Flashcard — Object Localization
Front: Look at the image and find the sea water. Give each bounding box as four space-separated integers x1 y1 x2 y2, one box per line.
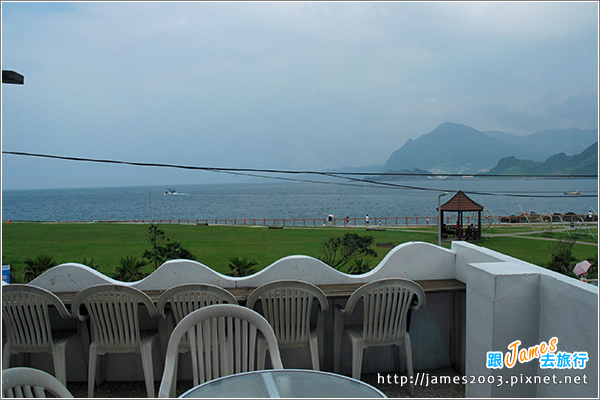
1 178 598 223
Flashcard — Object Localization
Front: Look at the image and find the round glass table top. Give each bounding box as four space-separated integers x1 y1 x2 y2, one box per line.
180 369 387 398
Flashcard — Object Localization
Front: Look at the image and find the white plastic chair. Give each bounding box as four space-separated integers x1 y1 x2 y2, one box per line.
71 284 159 398
156 284 238 391
157 284 238 353
333 278 425 394
247 280 328 370
2 284 82 386
2 367 74 398
158 304 284 398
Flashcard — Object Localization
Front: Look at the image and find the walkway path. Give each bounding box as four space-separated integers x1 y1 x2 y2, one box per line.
482 228 598 246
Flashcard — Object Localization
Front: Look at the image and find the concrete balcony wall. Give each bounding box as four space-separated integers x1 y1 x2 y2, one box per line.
13 240 597 398
21 242 460 383
28 241 456 292
453 241 598 398
536 274 598 398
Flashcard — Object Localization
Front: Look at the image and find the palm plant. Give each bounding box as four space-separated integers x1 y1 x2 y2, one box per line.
80 258 100 270
22 254 57 282
319 233 377 270
112 256 149 282
347 258 372 275
546 238 577 275
226 257 258 277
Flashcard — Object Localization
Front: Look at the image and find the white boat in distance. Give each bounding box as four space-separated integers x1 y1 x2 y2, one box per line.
164 188 178 195
564 190 581 195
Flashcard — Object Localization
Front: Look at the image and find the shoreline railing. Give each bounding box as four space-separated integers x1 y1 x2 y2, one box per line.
8 214 597 227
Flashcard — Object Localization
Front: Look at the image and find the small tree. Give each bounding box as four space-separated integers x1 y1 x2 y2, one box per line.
113 256 149 282
320 233 377 270
546 238 577 275
142 224 196 269
23 254 57 282
227 257 258 277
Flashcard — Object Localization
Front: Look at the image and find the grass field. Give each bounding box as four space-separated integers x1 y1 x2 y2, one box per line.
2 222 597 281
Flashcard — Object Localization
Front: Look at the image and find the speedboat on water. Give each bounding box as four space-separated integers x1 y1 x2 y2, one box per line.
165 189 178 195
564 190 581 195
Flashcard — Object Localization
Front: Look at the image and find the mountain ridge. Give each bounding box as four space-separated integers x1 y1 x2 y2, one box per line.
380 122 597 174
485 142 598 176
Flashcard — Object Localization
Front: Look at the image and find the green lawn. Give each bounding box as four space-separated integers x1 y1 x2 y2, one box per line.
476 236 597 270
2 222 597 282
1 223 436 278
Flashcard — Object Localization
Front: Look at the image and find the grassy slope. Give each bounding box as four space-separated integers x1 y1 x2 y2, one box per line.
2 222 597 280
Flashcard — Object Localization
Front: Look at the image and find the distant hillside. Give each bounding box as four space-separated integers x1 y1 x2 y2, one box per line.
483 128 598 162
381 122 598 174
485 142 598 175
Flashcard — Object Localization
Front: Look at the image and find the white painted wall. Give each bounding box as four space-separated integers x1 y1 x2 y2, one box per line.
453 241 598 398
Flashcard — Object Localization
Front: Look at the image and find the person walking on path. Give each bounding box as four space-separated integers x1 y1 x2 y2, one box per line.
365 214 369 227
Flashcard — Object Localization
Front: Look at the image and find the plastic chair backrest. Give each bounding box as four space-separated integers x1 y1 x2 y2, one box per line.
2 284 73 350
157 283 238 322
2 367 74 398
344 279 425 343
247 280 328 344
157 284 238 351
71 284 157 349
158 304 283 397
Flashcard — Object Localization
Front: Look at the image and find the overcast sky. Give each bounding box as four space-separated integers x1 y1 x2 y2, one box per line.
2 1 598 190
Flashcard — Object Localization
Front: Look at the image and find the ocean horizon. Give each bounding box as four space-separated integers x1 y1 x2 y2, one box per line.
2 178 598 224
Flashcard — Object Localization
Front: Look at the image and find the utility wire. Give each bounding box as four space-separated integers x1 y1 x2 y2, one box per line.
3 150 597 178
2 150 598 198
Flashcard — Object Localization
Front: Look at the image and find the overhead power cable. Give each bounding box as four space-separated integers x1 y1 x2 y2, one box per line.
2 150 598 198
3 150 597 178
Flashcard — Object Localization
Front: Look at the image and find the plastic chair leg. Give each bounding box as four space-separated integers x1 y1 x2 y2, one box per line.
88 345 98 398
52 344 67 386
309 332 320 370
140 334 157 398
52 333 79 386
405 335 414 396
351 340 364 380
3 343 11 369
158 317 170 358
394 345 406 373
333 310 344 373
78 320 91 368
170 355 180 398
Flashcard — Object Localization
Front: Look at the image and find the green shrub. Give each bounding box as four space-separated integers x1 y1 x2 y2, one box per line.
546 238 577 275
22 254 57 282
142 224 196 269
226 257 258 277
112 256 149 282
347 258 372 275
319 233 377 270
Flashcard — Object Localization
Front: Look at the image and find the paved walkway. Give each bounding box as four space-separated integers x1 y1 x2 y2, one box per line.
482 228 598 246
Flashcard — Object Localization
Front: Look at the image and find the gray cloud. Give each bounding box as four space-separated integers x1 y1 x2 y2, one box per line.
1 1 598 190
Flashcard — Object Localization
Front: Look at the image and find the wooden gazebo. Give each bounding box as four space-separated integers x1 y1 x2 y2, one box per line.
439 190 484 241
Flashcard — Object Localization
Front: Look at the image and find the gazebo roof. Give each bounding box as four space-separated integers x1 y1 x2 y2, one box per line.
440 190 484 212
